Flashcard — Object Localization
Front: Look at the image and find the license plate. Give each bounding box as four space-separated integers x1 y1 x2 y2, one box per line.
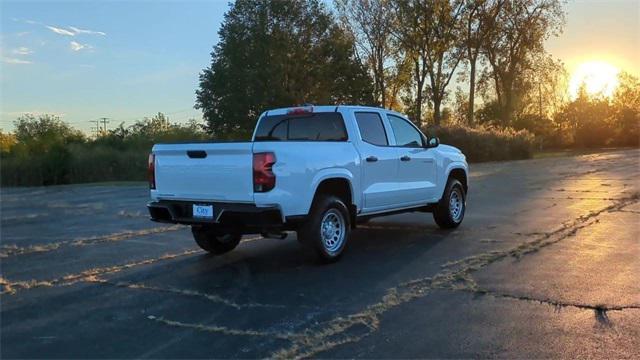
192 204 214 219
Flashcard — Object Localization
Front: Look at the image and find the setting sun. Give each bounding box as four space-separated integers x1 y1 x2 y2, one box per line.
569 61 620 99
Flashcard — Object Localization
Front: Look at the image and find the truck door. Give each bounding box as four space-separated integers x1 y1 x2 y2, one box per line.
353 111 401 211
386 114 438 205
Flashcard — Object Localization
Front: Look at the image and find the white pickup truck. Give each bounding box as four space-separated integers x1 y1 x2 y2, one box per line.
148 105 468 262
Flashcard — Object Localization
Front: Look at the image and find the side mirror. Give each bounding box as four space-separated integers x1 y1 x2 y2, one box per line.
427 137 440 148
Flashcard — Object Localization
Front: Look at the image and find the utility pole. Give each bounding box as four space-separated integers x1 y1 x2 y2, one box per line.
99 117 110 133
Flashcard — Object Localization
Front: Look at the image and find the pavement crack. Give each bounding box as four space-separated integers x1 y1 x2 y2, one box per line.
0 213 49 223
117 210 148 218
450 286 640 329
146 315 300 341
453 286 640 312
0 225 185 257
0 249 200 295
610 209 640 215
552 188 629 194
0 236 265 295
92 278 284 309
536 196 624 201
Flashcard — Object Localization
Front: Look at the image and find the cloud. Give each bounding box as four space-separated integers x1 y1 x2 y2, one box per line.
70 41 92 52
2 57 32 65
12 47 33 55
46 25 106 37
12 18 42 26
47 25 75 36
16 18 106 37
69 26 106 36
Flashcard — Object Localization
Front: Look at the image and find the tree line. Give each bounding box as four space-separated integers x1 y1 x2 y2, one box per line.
0 113 208 186
0 110 535 186
196 0 638 147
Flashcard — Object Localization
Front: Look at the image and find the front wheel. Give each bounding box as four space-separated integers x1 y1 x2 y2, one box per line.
433 178 466 229
191 226 241 255
298 195 351 263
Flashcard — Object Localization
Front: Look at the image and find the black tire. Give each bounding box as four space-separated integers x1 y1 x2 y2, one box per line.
298 195 351 263
433 178 466 229
191 226 241 255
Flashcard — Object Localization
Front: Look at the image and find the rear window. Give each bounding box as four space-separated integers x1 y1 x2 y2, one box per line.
254 113 348 142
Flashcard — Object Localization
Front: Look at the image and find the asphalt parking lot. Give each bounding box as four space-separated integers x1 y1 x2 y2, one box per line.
1 149 639 358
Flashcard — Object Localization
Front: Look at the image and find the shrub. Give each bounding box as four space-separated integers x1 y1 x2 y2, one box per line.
1 114 209 187
426 125 535 162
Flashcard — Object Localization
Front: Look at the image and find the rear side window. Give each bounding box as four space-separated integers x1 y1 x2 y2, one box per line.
254 113 347 141
354 112 388 146
254 117 288 141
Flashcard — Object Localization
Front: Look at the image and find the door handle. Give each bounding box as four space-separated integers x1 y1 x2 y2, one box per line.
400 155 411 161
366 156 378 162
187 150 207 159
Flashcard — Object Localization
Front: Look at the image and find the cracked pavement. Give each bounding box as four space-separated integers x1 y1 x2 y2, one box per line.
1 149 639 358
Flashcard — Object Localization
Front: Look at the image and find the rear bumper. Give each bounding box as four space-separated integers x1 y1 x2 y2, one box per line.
147 200 283 228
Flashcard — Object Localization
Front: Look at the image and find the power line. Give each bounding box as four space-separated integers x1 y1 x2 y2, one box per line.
88 119 100 138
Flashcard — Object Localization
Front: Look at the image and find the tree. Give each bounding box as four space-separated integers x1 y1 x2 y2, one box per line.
0 131 16 154
517 52 568 118
461 0 503 125
128 112 172 138
9 114 85 185
555 86 612 147
484 0 564 125
451 87 469 125
396 0 465 126
336 0 397 108
610 72 640 146
196 0 373 139
394 0 430 125
13 114 85 146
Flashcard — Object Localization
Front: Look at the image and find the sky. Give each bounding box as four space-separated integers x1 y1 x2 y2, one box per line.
546 0 640 79
1 0 639 133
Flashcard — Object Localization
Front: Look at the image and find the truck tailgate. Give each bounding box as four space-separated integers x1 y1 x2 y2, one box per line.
152 142 254 202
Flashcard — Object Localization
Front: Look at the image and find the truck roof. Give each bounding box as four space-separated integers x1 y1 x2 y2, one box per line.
263 105 409 119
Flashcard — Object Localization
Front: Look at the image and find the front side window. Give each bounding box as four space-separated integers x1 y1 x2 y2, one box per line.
355 112 388 146
254 113 347 141
388 115 424 147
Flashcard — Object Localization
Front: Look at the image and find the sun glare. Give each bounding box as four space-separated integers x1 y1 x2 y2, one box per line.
569 61 620 99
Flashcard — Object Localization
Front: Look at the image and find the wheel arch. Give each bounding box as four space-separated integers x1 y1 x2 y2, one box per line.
440 163 468 199
447 167 468 194
309 171 357 226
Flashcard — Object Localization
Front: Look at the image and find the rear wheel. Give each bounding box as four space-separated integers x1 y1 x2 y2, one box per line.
433 178 466 229
298 195 351 263
191 226 241 255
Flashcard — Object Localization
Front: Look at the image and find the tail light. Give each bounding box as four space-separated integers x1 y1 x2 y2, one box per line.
148 153 156 189
253 152 276 192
